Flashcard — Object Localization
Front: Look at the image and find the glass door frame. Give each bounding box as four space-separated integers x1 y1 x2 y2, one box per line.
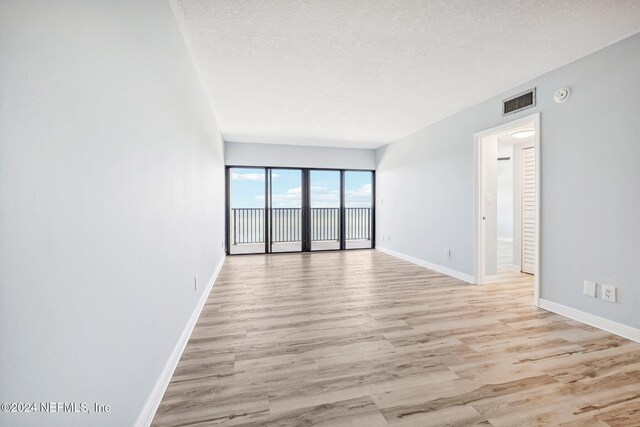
224 166 269 255
267 168 305 254
308 169 342 252
225 165 375 255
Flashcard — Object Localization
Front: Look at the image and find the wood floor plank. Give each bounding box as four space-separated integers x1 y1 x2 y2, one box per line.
152 250 640 426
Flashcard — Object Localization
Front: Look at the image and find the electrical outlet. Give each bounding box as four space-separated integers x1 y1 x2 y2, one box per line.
583 280 596 298
445 249 451 259
194 276 198 291
602 284 616 303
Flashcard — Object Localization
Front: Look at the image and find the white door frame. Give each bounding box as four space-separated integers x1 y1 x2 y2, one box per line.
473 112 541 306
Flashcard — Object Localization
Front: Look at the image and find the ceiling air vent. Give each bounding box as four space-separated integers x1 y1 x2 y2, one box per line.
503 88 536 116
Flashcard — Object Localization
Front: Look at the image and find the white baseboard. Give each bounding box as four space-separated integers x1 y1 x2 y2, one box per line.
135 255 226 427
497 237 513 242
376 246 474 284
538 298 640 344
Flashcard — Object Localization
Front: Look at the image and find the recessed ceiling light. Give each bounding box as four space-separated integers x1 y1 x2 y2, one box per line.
511 129 535 139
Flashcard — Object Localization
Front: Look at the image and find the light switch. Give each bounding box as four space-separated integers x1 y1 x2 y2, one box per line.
485 193 493 205
583 281 596 298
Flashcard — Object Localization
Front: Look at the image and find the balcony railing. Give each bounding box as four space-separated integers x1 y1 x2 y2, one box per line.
311 208 339 242
231 208 371 245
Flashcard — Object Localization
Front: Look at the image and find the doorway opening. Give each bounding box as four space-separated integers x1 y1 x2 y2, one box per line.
225 166 375 255
474 113 540 305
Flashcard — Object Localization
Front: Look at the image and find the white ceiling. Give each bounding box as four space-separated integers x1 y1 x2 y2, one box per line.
171 1 640 149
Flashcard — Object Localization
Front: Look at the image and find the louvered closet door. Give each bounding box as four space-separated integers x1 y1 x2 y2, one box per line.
521 147 535 274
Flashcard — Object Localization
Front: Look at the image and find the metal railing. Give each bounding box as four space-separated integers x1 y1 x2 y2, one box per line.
272 208 302 243
311 208 339 241
232 208 266 244
231 208 371 244
346 208 371 240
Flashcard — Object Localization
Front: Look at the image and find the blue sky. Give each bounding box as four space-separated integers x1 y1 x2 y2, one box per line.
230 168 372 208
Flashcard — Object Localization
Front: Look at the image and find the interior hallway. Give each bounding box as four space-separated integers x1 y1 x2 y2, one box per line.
153 251 640 426
497 239 514 268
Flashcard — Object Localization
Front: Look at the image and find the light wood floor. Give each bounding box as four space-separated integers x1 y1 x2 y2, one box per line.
152 250 640 427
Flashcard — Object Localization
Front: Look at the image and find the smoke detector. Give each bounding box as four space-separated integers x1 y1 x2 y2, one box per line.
554 88 570 103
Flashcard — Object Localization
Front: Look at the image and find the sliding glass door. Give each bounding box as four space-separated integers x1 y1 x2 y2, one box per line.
228 167 266 255
345 171 374 249
309 170 341 251
269 169 303 253
226 167 374 254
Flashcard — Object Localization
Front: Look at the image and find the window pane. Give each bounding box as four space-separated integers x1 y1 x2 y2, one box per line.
229 168 266 254
345 171 373 249
310 170 340 251
270 169 302 253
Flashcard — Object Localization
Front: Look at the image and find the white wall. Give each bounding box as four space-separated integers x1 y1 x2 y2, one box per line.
482 136 498 276
225 141 376 170
497 144 514 241
0 2 225 426
376 33 640 329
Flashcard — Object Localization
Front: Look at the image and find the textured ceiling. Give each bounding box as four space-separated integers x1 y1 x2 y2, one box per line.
171 1 640 148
